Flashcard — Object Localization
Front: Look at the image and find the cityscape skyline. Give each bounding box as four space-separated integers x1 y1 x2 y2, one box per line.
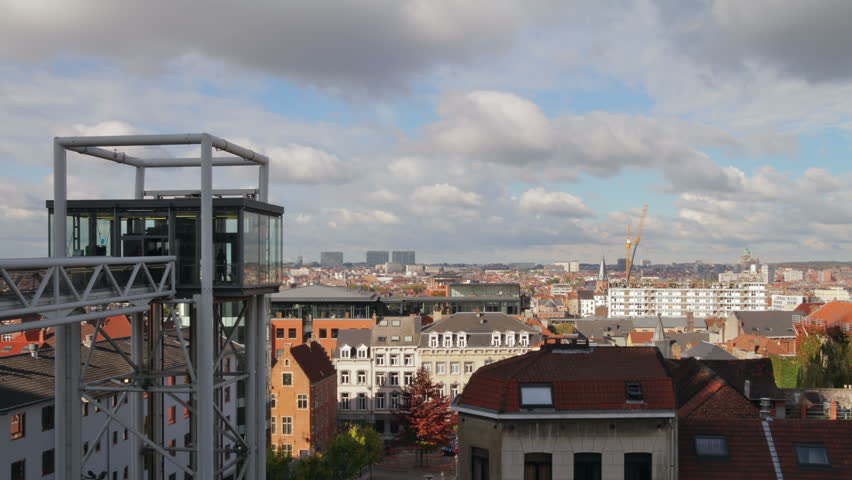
2 2 852 264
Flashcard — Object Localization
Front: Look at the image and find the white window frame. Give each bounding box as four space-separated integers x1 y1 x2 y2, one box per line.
376 354 385 366
376 392 386 410
491 332 501 347
457 332 467 347
357 371 367 385
464 362 474 374
376 372 386 386
340 345 351 359
340 371 350 384
442 333 453 347
505 331 515 347
357 346 368 359
390 354 399 366
429 334 439 347
436 362 446 375
404 354 414 366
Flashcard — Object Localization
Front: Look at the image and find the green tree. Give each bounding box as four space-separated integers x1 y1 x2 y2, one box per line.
797 326 852 388
266 447 292 479
292 455 330 480
325 423 384 479
551 322 575 335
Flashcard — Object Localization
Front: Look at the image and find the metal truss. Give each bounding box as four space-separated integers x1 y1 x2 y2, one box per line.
0 133 272 480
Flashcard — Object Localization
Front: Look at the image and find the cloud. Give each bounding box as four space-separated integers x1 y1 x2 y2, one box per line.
268 144 351 185
410 183 483 217
323 208 401 228
518 187 593 218
0 1 558 94
293 214 313 224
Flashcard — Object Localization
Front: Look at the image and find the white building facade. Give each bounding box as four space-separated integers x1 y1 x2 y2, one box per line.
608 283 768 318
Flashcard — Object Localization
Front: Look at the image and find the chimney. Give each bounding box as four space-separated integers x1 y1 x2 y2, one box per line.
28 343 39 358
686 312 694 332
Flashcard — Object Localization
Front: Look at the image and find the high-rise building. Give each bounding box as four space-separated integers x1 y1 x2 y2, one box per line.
320 251 344 269
608 282 768 318
392 250 416 266
366 250 389 266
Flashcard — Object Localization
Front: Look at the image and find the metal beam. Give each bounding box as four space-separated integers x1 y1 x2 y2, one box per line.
197 133 215 479
255 294 268 479
56 133 204 147
65 146 145 167
209 135 269 165
135 166 146 199
0 255 175 269
144 189 258 198
139 157 256 168
0 303 151 335
245 297 258 479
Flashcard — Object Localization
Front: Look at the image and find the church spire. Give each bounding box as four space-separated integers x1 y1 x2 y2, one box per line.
653 313 665 342
598 256 608 281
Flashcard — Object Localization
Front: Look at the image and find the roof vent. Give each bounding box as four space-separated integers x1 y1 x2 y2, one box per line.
28 343 39 358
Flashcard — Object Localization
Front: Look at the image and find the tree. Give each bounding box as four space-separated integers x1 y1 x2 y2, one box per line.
266 447 292 479
325 423 384 479
395 367 456 466
797 325 852 388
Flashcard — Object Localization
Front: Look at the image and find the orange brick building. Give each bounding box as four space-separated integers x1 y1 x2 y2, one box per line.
271 317 374 358
269 341 336 458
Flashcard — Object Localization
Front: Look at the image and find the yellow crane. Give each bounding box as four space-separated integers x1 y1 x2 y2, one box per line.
625 205 648 282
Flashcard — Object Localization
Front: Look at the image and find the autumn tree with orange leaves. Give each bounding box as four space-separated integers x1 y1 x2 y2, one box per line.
395 367 456 466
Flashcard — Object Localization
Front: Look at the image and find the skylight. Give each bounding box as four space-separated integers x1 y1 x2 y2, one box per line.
794 443 830 467
625 382 644 403
695 436 729 459
520 384 553 408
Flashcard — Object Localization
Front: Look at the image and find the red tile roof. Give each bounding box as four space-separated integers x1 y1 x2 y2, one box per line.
458 346 675 412
804 301 852 326
629 331 654 344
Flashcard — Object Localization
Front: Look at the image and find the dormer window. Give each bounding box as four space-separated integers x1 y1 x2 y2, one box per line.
520 383 553 408
457 332 467 348
356 346 368 359
429 334 439 347
505 331 515 347
795 443 830 467
340 345 351 359
695 436 729 460
443 333 453 347
625 382 643 403
491 332 501 347
519 332 529 346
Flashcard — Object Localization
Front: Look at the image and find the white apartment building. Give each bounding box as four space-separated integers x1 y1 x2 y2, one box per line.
608 283 768 318
333 317 421 439
0 337 237 480
814 287 851 302
550 283 573 297
782 269 804 282
771 294 805 311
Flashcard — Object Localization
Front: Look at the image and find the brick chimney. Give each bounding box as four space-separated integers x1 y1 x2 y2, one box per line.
686 312 694 332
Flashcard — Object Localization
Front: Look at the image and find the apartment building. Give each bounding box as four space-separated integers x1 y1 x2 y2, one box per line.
608 283 768 318
269 341 336 458
418 312 542 397
333 317 421 439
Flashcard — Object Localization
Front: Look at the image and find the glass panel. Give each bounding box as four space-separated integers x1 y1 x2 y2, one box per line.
624 453 652 480
214 211 240 285
243 211 260 285
695 437 727 457
574 453 602 480
521 385 553 406
94 212 114 256
175 212 198 286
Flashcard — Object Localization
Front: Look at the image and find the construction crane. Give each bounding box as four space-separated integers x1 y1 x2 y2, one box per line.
625 205 648 283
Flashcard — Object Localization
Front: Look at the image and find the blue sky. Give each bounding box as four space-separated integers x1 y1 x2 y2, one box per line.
1 0 851 264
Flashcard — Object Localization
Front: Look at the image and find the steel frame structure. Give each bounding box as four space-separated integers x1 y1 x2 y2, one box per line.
0 133 272 480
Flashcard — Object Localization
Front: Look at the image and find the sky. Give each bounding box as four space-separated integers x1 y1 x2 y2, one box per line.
1 0 851 265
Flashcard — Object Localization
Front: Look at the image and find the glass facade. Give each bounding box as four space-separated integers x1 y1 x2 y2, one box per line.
48 200 283 291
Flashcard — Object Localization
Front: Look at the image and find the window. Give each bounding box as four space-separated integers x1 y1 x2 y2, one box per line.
113 430 118 445
10 413 24 440
464 362 475 374
626 382 644 403
520 384 553 408
574 453 602 480
391 319 401 327
271 416 277 435
376 372 386 386
389 372 400 386
376 354 385 366
624 453 652 480
443 333 453 347
471 447 489 480
378 336 387 342
357 346 368 359
298 394 308 409
390 354 399 366
404 372 413 385
357 393 368 410
391 336 400 342
282 416 293 435
123 429 128 440
694 436 728 459
169 439 176 456
457 333 467 347
524 452 552 480
376 393 386 409
276 328 285 338
423 362 432 373
794 443 830 467
340 346 350 358
429 334 439 347
319 328 327 338
505 332 515 347
341 371 350 384
341 393 351 410
225 386 231 402
282 373 293 386
491 332 501 347
42 449 55 475
281 444 293 457
450 362 460 375
450 384 460 398
519 333 529 346
83 441 89 455
404 335 413 342
404 354 414 366
41 405 54 431
436 362 446 375
168 406 176 424
357 371 367 384
288 328 297 338
11 459 25 480
330 328 339 338
390 392 400 409
167 375 175 386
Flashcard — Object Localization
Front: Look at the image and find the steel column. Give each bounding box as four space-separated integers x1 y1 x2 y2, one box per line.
135 166 146 199
258 163 269 203
255 294 268 479
197 133 216 479
245 297 258 478
130 311 146 479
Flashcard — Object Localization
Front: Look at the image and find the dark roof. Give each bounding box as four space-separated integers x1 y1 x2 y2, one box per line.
682 342 738 360
577 289 595 300
679 418 852 480
371 317 420 346
270 285 379 302
458 346 675 413
0 335 187 413
291 341 335 383
422 312 538 334
666 357 760 418
574 319 634 340
633 317 708 329
700 358 785 400
733 311 797 337
667 332 711 345
333 329 372 358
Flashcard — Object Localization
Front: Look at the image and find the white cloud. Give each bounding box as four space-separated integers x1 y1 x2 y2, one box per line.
293 214 313 225
323 208 401 228
518 188 593 218
268 144 351 185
